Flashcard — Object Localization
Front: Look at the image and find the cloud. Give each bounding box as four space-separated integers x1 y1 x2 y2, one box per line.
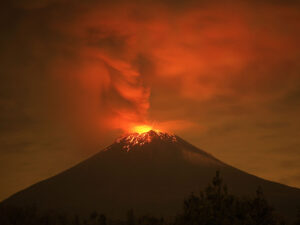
1 0 300 200
1 0 299 148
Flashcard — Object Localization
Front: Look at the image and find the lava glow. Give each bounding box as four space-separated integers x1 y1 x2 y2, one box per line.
131 125 157 134
116 130 177 152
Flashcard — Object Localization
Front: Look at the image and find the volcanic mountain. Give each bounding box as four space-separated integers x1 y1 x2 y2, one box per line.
1 130 300 220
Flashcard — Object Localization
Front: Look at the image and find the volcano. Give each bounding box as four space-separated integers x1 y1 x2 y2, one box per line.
1 130 300 220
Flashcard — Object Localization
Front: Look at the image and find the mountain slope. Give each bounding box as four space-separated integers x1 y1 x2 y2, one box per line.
1 130 300 221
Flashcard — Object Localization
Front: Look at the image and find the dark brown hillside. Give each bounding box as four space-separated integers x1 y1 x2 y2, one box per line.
2 130 300 221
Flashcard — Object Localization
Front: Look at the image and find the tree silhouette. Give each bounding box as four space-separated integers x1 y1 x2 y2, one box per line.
174 171 283 225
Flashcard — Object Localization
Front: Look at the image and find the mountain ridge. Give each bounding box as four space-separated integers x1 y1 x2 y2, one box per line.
1 130 300 221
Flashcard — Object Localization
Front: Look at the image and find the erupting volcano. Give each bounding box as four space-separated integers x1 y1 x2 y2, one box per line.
1 130 300 221
116 130 177 152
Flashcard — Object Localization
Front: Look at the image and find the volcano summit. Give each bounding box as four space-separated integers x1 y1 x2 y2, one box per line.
1 130 300 220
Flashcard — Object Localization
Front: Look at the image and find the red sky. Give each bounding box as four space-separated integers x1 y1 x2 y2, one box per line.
1 0 300 201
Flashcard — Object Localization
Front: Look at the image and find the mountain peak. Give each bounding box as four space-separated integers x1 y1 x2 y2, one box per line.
116 130 177 152
3 130 300 222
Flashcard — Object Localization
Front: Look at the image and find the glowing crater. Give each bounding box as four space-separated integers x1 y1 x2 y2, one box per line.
130 125 159 134
116 130 177 152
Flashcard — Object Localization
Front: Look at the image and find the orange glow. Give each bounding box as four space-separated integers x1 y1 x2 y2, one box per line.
131 125 154 134
117 129 177 151
48 2 300 152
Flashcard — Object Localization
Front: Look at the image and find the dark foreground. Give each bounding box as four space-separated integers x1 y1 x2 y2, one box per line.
1 172 300 225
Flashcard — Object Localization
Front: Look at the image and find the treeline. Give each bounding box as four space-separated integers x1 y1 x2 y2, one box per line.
1 172 299 225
